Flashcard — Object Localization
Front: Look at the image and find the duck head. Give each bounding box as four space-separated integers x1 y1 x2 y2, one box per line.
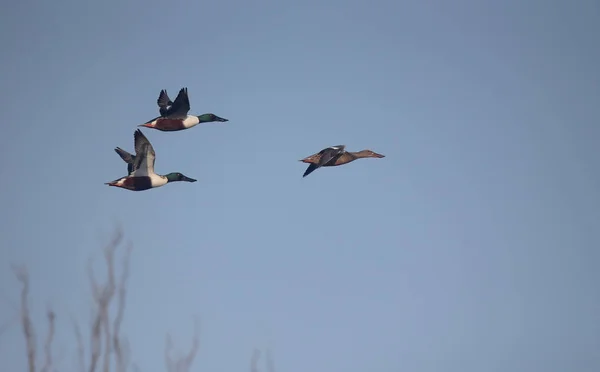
165 172 197 183
355 150 385 158
197 113 228 123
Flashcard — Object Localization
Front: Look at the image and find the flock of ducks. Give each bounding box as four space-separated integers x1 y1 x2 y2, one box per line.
105 87 386 191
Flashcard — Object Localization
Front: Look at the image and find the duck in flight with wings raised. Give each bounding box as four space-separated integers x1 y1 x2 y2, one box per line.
106 129 197 191
139 87 229 132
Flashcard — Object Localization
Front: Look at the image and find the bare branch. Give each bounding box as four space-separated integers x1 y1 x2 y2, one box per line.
11 226 142 372
113 243 132 372
40 309 56 372
87 255 102 372
181 317 200 372
13 265 36 372
164 317 200 372
251 349 261 372
88 228 131 372
101 298 111 372
101 243 115 372
88 306 102 372
72 318 86 372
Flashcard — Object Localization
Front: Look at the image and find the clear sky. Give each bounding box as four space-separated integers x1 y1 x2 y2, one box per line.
1 0 599 371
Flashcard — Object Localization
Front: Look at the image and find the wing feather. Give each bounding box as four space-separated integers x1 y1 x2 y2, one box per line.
132 129 156 176
165 87 191 119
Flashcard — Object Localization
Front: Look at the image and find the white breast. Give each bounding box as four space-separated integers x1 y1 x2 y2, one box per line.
150 174 168 188
182 116 200 128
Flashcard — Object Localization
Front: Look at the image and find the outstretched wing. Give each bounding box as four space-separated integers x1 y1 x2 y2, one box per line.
157 89 173 117
114 147 136 174
132 129 156 176
302 145 346 177
302 163 319 177
318 145 345 166
164 87 191 119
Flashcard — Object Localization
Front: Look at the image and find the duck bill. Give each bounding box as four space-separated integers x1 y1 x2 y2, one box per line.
215 116 228 122
138 123 153 128
372 152 385 158
182 176 197 182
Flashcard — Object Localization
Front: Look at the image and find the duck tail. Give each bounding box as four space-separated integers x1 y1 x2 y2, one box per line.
105 177 121 186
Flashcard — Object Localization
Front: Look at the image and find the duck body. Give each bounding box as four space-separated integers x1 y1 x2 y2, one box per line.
106 129 197 191
300 145 385 178
140 115 201 131
140 87 228 132
106 174 168 191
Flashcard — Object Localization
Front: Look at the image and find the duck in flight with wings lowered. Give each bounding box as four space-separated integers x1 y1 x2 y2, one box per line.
106 129 197 191
299 145 385 178
139 87 228 132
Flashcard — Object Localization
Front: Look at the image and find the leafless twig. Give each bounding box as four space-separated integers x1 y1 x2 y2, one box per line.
87 227 127 372
165 317 200 372
13 265 36 372
40 309 56 372
113 242 132 372
72 317 86 372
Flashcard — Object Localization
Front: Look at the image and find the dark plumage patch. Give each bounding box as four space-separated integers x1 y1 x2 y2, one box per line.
302 163 319 178
106 177 154 191
157 89 174 117
114 147 136 174
152 118 187 131
301 146 345 177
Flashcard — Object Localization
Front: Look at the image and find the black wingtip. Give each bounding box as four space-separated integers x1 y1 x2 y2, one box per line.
302 163 319 178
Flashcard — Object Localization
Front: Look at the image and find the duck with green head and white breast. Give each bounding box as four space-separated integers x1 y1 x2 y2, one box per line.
139 87 228 132
106 129 197 191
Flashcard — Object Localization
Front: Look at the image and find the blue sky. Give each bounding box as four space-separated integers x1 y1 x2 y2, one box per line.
1 0 599 371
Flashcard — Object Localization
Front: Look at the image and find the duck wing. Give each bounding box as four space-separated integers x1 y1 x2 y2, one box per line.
302 163 319 178
114 147 136 175
157 89 173 117
302 145 346 177
132 129 156 176
164 87 191 119
318 145 346 166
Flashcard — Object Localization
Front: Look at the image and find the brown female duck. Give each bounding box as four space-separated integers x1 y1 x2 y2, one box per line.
299 145 385 177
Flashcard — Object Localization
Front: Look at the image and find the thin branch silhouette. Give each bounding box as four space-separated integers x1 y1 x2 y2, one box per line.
13 265 36 372
40 309 56 372
12 226 200 372
165 316 200 372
